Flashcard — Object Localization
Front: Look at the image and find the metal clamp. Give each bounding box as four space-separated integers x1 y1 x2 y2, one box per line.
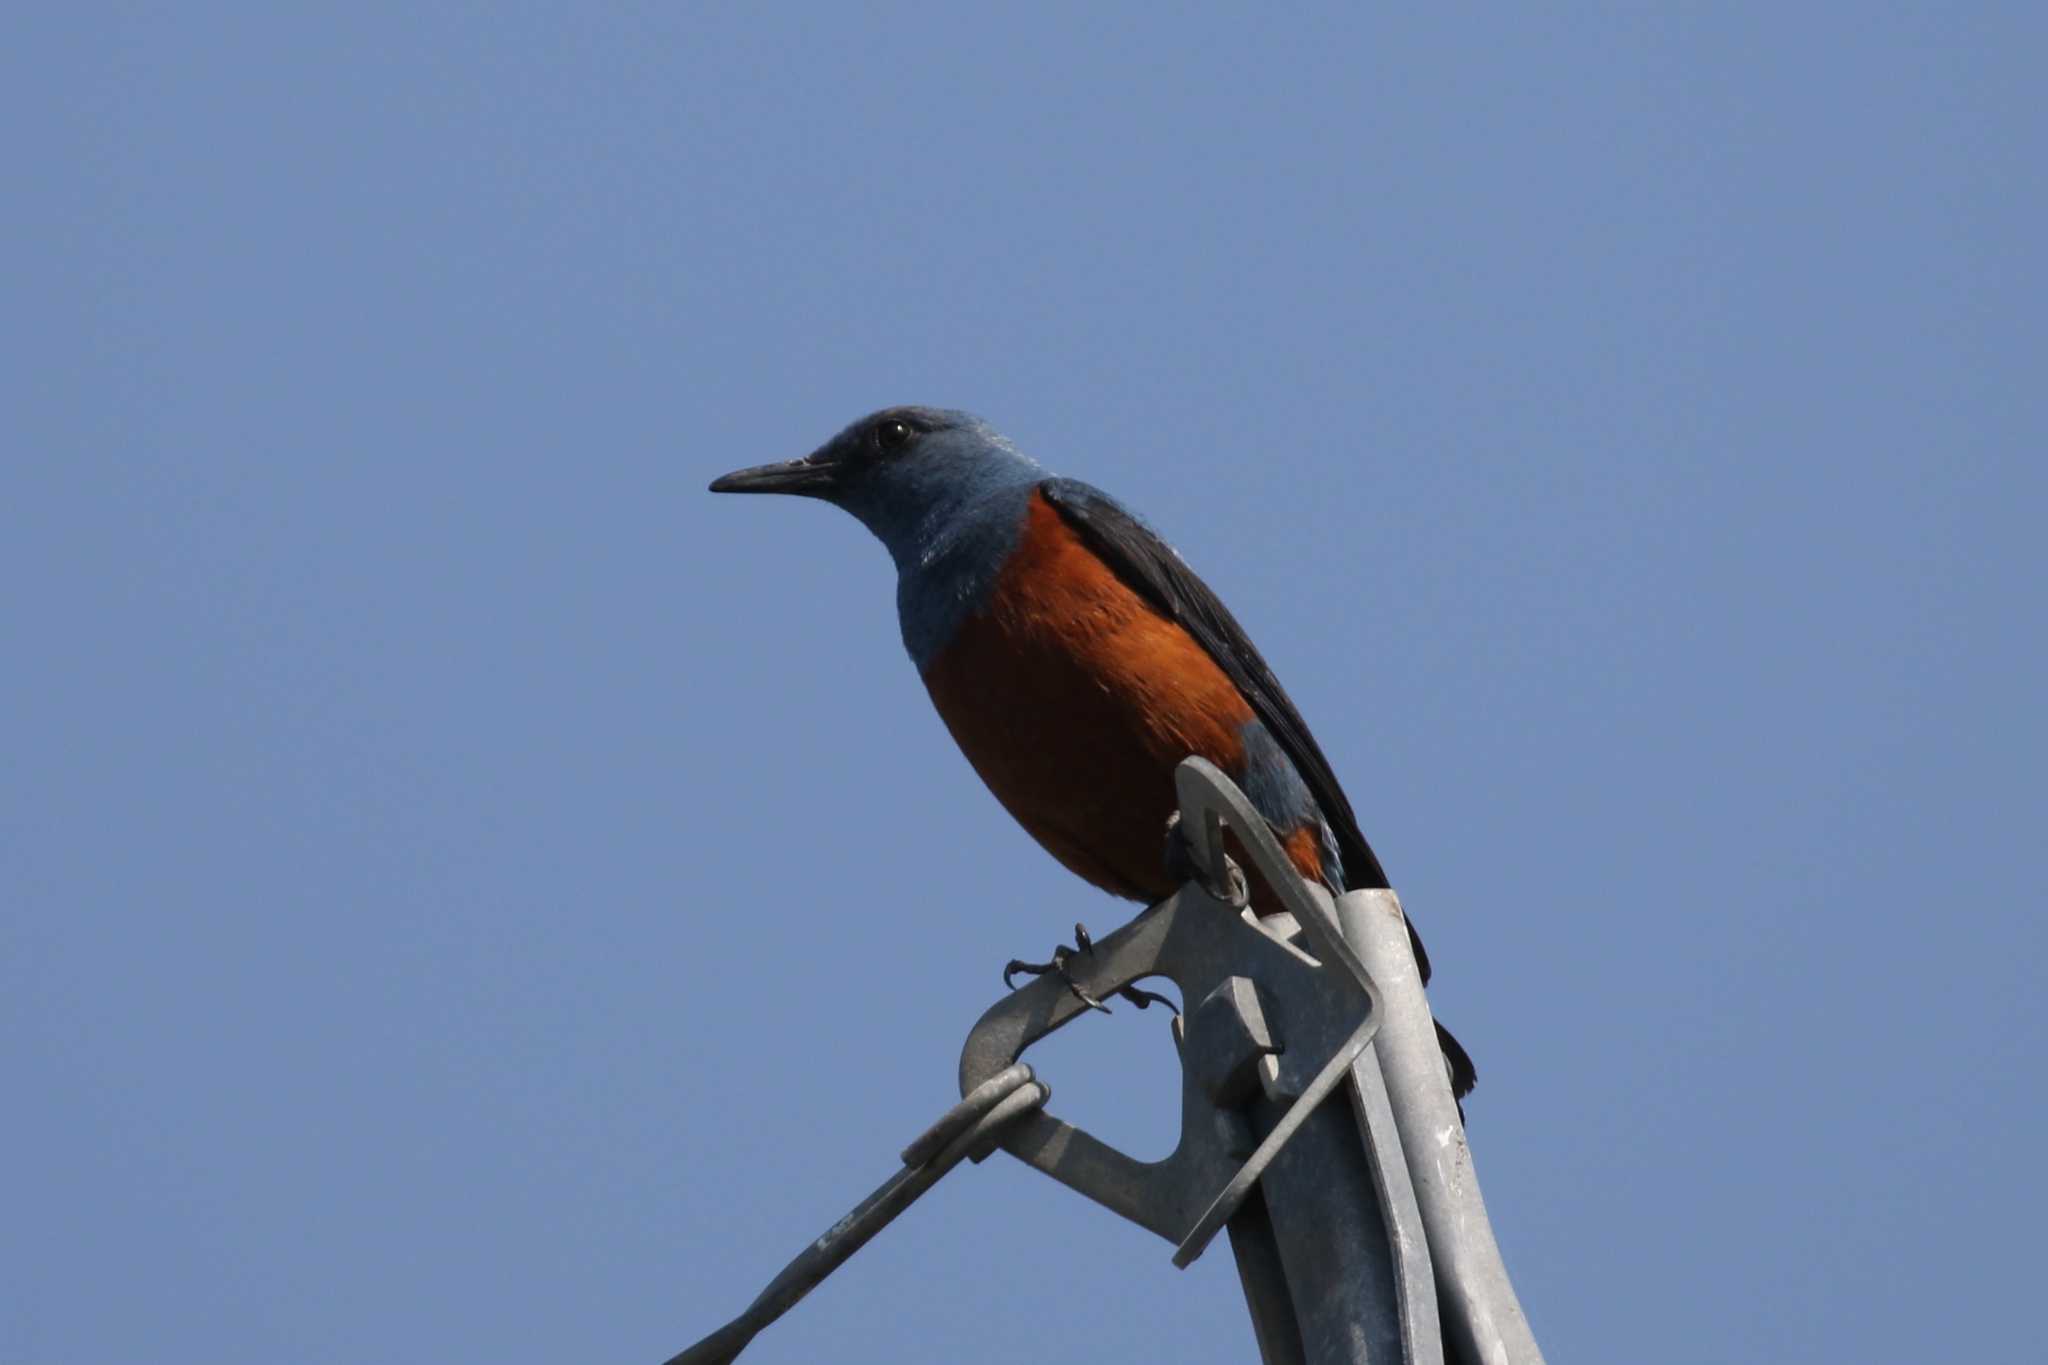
958 758 1386 1265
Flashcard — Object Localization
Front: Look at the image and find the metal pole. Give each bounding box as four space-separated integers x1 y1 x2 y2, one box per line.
1338 891 1545 1365
1240 1068 1439 1365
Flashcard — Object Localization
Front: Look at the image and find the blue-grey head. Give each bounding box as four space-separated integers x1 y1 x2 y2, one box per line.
710 407 1049 665
709 406 1044 573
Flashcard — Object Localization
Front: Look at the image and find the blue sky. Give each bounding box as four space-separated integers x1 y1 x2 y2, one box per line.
6 6 2043 1363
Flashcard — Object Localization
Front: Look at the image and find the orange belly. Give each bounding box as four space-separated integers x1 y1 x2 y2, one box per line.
924 492 1306 902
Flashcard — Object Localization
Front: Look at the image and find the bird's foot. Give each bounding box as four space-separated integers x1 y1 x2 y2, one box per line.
1002 923 1181 1015
1163 810 1249 908
1004 922 1109 1012
1003 941 1108 1014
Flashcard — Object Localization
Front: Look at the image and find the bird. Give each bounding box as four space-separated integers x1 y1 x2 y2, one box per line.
711 406 1475 1103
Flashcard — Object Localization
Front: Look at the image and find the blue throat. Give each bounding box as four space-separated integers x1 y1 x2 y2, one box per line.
888 476 1041 670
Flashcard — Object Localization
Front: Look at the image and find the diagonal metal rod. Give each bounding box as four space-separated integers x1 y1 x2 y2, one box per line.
667 1065 1048 1365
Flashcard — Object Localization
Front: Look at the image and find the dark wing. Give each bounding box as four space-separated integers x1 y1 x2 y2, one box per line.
1040 479 1407 920
1044 481 1476 1100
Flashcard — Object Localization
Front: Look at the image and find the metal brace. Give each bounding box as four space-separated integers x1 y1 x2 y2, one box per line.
959 759 1546 1365
959 759 1385 1260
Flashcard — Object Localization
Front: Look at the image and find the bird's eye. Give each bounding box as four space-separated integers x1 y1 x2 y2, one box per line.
875 418 914 452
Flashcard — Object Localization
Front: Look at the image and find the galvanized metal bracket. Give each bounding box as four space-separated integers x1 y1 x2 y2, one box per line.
958 759 1386 1259
958 759 1546 1365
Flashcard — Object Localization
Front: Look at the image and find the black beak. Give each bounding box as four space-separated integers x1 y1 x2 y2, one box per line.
708 456 843 498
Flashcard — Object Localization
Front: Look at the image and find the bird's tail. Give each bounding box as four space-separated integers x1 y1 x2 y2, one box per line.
1403 914 1477 1105
1436 1020 1478 1103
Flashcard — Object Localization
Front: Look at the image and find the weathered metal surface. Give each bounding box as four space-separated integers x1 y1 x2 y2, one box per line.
1225 1187 1309 1365
1340 891 1546 1365
1184 976 1279 1108
1345 1043 1443 1365
1250 1074 1422 1365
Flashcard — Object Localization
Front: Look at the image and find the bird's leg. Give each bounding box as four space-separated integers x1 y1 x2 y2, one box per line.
1002 923 1181 1016
1162 810 1249 908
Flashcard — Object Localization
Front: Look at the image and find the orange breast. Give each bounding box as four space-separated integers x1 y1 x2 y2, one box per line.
922 491 1262 902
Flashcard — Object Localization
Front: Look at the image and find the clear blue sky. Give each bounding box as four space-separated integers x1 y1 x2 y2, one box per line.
6 6 2042 1363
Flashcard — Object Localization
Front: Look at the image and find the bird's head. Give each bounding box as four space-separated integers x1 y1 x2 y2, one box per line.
710 407 1042 569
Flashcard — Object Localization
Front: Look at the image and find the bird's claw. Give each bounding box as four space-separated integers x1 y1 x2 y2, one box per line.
1114 983 1180 1014
1002 923 1177 1016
